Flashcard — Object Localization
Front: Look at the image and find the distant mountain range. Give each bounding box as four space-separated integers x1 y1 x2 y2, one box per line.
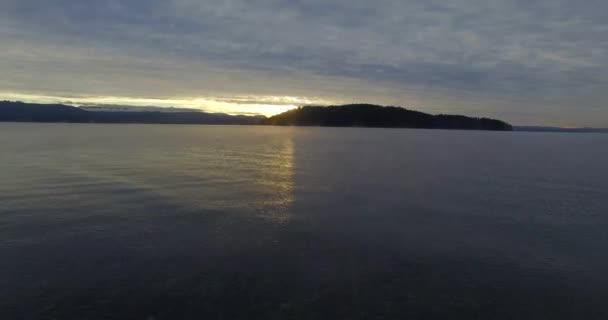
80 105 203 113
10 101 605 133
0 101 264 125
514 126 608 133
262 104 513 131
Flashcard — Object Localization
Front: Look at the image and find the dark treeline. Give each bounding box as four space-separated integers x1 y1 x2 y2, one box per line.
1 101 513 130
0 101 264 125
261 104 513 131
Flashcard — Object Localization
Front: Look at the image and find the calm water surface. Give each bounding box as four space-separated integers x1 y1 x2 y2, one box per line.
1 123 607 319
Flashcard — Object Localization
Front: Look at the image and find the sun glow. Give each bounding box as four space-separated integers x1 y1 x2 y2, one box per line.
0 92 322 116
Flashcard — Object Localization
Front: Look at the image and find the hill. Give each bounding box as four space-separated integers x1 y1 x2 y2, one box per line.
0 101 264 125
261 104 513 131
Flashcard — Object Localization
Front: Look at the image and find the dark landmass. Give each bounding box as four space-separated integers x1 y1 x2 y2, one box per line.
81 105 203 113
0 101 264 125
515 126 608 133
261 104 513 131
1 101 515 130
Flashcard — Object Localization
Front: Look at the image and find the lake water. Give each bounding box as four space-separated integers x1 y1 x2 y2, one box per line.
1 123 607 319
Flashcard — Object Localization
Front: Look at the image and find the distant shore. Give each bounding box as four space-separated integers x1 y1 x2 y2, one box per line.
514 126 608 133
0 101 263 125
16 101 605 133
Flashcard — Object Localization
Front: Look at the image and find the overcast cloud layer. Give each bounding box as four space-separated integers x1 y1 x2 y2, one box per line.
1 0 607 126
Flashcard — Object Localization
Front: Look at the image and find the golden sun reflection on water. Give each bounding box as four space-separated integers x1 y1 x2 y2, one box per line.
254 136 295 224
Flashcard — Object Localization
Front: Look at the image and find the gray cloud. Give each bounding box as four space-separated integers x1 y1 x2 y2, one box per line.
1 0 607 126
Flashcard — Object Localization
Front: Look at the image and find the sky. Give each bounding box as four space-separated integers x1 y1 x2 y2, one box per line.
1 0 607 126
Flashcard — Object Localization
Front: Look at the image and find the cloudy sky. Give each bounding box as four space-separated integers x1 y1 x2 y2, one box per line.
1 0 607 126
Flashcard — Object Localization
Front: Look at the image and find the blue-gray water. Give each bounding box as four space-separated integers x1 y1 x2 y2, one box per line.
1 123 607 319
